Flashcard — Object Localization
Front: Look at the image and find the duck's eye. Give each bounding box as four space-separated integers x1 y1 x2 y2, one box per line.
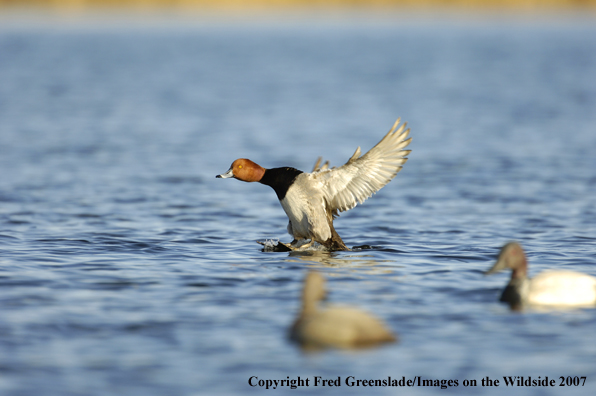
238 165 243 169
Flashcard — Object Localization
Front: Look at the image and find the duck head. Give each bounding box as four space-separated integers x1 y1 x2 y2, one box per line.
216 158 265 182
485 241 528 279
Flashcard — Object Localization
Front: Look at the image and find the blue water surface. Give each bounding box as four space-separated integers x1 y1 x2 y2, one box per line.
1 13 596 396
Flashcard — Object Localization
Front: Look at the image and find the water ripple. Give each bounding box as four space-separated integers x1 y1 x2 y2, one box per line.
1 17 596 396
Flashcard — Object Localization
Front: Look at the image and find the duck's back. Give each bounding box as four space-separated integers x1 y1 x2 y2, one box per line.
292 305 396 348
528 270 596 307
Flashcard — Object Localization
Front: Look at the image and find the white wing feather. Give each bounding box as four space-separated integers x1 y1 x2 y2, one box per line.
312 118 411 215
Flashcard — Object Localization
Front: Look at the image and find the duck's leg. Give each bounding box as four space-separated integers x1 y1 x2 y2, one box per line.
322 215 350 251
279 239 299 250
294 239 315 250
279 239 315 251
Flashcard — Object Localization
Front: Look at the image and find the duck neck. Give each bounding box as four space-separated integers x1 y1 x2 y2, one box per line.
259 167 303 200
510 257 528 280
301 297 318 316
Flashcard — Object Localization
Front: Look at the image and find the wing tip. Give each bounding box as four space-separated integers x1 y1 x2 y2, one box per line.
312 157 331 172
390 118 407 136
348 146 362 163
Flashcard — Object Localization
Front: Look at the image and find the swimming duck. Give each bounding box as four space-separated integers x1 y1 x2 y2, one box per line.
216 118 411 251
290 271 396 349
485 242 596 309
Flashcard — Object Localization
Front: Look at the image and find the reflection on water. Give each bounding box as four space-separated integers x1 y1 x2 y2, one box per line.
285 250 398 274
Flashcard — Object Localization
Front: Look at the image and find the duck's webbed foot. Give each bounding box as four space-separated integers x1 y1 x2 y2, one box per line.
321 236 351 251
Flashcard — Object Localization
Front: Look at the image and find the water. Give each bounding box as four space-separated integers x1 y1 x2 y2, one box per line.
1 14 596 396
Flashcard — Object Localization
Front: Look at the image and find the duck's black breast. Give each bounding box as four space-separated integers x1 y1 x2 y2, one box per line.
500 279 524 308
259 167 303 200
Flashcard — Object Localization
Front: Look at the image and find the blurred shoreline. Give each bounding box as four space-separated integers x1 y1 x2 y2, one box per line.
1 0 595 13
1 1 595 32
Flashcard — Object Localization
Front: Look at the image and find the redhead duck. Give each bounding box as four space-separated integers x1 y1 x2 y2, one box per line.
485 242 596 309
216 118 411 251
290 271 396 349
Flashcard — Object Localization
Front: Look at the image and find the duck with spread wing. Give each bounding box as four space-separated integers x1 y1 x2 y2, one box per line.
216 118 412 251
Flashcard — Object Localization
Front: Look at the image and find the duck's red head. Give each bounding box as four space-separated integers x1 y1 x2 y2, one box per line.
216 158 266 183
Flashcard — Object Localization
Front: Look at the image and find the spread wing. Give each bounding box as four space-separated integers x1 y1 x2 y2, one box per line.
312 118 411 216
